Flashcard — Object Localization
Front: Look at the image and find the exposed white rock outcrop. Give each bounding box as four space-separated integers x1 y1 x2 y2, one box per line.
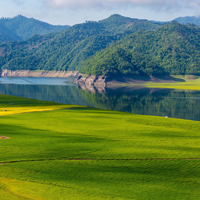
0 70 79 78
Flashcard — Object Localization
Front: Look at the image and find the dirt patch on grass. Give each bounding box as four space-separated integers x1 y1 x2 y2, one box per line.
0 136 10 140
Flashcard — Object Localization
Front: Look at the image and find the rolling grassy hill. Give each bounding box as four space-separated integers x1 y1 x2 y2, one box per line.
0 95 200 199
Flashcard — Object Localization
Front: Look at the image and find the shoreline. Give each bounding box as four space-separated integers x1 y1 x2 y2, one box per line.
0 69 79 78
75 73 200 91
1 70 200 91
75 73 185 86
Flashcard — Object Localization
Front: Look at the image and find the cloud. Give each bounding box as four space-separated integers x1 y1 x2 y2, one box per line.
45 0 200 11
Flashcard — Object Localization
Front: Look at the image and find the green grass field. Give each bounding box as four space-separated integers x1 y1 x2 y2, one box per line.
144 75 200 90
0 95 200 199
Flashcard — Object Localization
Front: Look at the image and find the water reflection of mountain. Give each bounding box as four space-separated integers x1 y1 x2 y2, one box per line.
0 84 89 106
0 83 200 121
79 87 200 121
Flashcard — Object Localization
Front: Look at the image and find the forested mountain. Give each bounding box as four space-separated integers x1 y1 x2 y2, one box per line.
99 14 160 34
175 16 200 26
0 14 161 71
0 24 22 44
80 22 200 76
0 15 70 41
2 14 200 75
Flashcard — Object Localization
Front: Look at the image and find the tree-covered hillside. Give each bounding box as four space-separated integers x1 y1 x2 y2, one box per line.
0 15 70 40
80 22 200 76
0 14 161 71
0 24 22 44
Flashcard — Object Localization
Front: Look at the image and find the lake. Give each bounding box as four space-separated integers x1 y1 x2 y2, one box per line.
0 77 200 121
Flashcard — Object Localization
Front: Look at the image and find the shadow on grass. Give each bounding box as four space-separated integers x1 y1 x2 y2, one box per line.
0 121 111 163
169 76 186 82
67 107 126 115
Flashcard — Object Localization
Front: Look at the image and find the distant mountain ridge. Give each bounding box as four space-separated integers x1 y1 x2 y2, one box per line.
151 16 200 26
1 14 200 44
0 15 70 43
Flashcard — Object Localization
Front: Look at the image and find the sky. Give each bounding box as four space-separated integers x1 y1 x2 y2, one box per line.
0 0 199 25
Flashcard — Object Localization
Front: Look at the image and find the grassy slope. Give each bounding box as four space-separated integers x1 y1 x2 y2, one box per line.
0 95 200 199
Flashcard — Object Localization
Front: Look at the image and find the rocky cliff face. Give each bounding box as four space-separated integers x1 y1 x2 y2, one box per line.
75 74 107 87
0 70 79 78
75 74 108 93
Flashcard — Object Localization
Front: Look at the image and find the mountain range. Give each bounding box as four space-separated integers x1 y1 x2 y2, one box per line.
0 14 160 71
1 14 200 76
151 16 200 26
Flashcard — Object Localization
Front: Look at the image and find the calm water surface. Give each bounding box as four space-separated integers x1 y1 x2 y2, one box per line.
0 77 200 121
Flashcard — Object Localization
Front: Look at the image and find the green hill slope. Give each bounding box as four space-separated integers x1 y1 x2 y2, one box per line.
80 22 200 76
0 14 161 71
0 15 70 40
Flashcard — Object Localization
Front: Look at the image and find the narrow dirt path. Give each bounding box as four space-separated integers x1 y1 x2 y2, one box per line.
0 136 10 140
3 189 24 200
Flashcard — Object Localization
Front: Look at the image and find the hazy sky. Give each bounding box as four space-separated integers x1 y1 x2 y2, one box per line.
0 0 199 25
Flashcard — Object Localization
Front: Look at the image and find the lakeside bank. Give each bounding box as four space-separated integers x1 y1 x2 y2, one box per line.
0 69 79 78
1 70 200 91
75 73 200 91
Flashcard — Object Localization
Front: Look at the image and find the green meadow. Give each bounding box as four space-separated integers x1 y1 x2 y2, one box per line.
0 95 200 199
